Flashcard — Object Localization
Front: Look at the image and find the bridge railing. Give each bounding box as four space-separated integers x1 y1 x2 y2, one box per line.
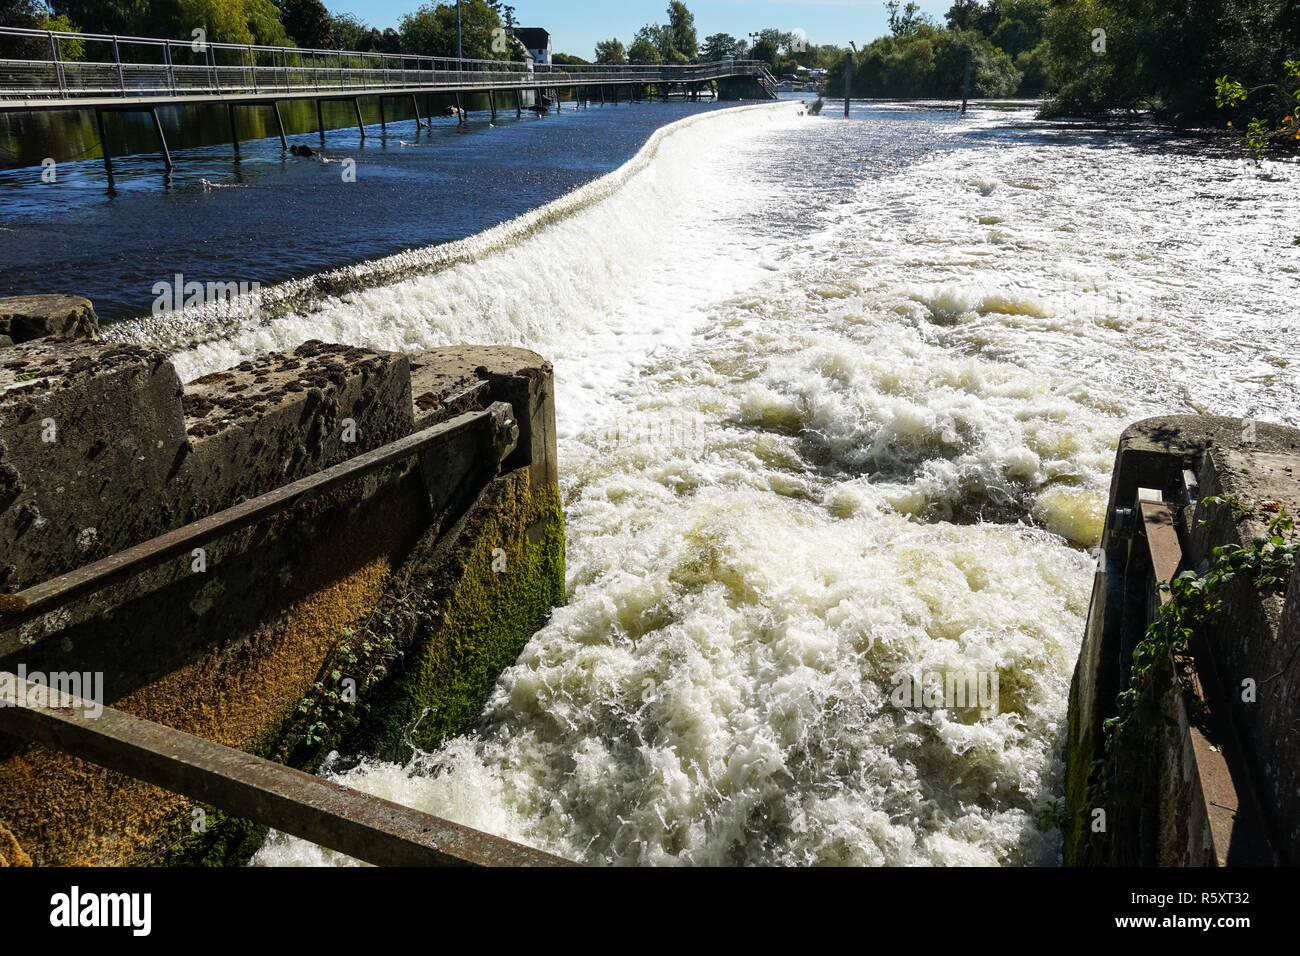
0 25 769 102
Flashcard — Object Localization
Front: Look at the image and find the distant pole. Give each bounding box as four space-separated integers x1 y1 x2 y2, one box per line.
960 49 972 114
456 0 463 64
843 50 852 117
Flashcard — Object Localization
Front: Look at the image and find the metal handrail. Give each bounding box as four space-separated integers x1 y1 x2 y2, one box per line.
0 24 771 101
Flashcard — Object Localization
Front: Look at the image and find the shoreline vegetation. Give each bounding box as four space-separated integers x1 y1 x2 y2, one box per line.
2 1 1296 158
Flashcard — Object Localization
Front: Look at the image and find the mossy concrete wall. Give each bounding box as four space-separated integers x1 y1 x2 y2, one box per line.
0 337 563 866
1065 415 1300 866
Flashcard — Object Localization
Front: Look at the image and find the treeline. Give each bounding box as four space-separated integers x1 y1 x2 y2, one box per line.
592 6 846 73
829 1 1050 100
827 0 1299 126
0 0 527 59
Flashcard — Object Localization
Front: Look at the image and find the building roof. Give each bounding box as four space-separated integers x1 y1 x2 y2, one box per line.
514 28 550 49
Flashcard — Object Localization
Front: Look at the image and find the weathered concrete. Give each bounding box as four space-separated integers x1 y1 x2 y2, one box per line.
0 295 99 344
179 341 414 519
0 338 564 866
0 341 189 592
1065 415 1300 866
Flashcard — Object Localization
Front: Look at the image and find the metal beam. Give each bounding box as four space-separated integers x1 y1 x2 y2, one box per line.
227 102 240 155
0 673 573 867
93 108 115 191
1137 489 1182 605
271 100 287 149
149 107 172 171
0 405 517 625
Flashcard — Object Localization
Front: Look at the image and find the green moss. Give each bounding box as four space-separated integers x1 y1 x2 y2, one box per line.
152 806 270 868
153 472 566 865
354 478 565 761
1061 667 1087 865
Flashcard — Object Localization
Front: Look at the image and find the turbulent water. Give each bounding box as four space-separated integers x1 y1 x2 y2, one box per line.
118 99 1296 866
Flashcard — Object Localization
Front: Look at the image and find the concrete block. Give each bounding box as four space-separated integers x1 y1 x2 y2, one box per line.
409 346 557 488
178 340 413 519
0 340 188 591
0 295 99 344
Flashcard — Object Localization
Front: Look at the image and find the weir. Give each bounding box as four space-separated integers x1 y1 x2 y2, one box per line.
0 26 778 188
0 295 568 866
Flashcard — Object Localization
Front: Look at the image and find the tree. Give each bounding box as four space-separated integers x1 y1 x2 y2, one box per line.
627 26 662 64
700 32 743 61
279 0 331 48
400 1 504 60
330 11 368 50
245 0 289 45
666 1 697 60
175 0 256 45
0 0 43 28
886 1 937 37
594 37 626 63
749 29 794 70
552 52 588 65
50 0 181 35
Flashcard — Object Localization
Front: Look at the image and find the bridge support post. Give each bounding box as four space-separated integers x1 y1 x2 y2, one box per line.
489 90 496 119
354 97 366 139
149 107 173 172
317 100 325 145
455 92 464 124
411 93 424 129
227 103 240 155
599 84 605 107
271 101 287 149
516 89 521 118
94 109 116 192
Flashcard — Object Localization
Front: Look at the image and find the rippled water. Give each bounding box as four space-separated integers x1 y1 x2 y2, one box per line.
107 99 1296 866
0 97 730 322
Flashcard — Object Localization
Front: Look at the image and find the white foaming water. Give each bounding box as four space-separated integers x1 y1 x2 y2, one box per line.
233 102 1296 866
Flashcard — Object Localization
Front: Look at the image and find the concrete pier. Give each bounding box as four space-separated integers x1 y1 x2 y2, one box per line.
1064 415 1300 866
0 327 564 865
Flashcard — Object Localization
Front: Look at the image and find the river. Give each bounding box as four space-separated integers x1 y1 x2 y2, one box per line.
12 95 1297 865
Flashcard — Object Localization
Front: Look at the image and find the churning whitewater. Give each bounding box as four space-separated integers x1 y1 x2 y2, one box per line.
147 100 1295 866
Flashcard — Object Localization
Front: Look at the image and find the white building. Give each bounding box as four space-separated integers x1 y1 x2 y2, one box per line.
515 28 551 67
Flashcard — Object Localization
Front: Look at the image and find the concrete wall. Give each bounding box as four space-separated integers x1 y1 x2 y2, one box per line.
0 336 564 866
1065 415 1300 866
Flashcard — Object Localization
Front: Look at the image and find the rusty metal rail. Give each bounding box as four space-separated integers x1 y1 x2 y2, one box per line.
0 673 573 866
0 402 517 627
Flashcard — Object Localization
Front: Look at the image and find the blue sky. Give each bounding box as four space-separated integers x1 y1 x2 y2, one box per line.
328 1 956 59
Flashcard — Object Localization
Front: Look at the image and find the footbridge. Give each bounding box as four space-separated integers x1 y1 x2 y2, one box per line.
0 25 777 184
